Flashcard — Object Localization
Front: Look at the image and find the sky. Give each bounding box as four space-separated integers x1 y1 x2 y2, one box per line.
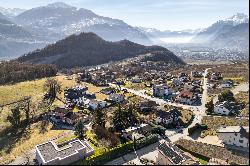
0 0 249 31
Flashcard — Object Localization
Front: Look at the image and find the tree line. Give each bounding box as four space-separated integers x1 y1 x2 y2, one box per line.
0 61 57 85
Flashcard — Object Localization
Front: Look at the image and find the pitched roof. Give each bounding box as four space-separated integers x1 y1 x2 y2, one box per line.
158 142 186 165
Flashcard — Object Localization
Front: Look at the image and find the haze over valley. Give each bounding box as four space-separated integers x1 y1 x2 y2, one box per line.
0 2 249 61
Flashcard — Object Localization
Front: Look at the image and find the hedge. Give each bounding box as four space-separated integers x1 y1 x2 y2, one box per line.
176 144 210 162
74 134 158 165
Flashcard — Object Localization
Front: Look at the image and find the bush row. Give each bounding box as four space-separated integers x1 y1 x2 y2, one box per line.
75 134 158 165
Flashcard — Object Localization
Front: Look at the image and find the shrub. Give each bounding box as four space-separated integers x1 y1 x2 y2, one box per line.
75 134 158 165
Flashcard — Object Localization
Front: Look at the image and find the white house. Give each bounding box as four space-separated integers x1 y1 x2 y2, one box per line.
35 139 94 165
220 81 233 88
122 124 151 140
131 76 141 83
214 101 236 116
153 84 172 97
217 126 249 149
88 100 107 110
108 93 125 103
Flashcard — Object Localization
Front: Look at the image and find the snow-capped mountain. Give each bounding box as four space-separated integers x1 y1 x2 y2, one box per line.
223 13 249 25
191 13 249 49
13 2 151 45
0 7 25 18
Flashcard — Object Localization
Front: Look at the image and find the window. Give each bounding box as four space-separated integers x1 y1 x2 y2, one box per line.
239 140 244 143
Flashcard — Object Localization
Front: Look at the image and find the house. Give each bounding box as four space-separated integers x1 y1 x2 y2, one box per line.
139 100 158 112
153 84 172 97
83 92 96 99
217 126 249 150
208 158 229 165
122 124 151 140
220 80 233 88
100 88 116 95
156 141 199 165
191 71 203 78
88 100 107 110
155 108 181 126
179 72 188 78
64 86 88 101
46 107 83 129
210 72 223 81
172 78 183 86
214 101 237 116
35 139 94 165
108 93 125 103
131 76 141 83
175 90 200 105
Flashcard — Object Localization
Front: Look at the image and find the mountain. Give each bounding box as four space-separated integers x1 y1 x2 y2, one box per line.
14 2 151 45
191 13 249 48
0 7 25 18
17 32 184 69
0 13 46 59
0 17 32 38
0 12 8 20
211 23 249 49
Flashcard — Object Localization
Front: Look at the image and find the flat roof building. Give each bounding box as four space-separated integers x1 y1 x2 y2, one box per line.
35 139 94 165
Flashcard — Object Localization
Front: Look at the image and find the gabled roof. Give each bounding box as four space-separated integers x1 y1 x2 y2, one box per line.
158 142 186 165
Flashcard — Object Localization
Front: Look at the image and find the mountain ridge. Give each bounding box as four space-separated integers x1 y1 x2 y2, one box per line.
17 32 184 69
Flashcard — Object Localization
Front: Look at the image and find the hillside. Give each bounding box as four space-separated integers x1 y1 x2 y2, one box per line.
191 13 249 49
211 23 249 49
17 32 184 69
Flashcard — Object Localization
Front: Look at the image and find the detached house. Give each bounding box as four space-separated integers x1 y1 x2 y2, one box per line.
131 76 141 83
108 93 125 103
175 90 199 105
191 71 203 78
122 123 151 140
155 108 181 127
64 86 88 101
139 100 158 112
172 78 183 86
46 107 82 129
220 80 233 88
88 100 107 110
217 126 249 150
210 72 223 81
153 84 172 97
157 141 199 165
36 139 94 165
214 101 237 116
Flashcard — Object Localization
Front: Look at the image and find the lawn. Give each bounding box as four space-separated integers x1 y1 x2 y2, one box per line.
201 116 249 137
0 121 73 165
0 75 109 127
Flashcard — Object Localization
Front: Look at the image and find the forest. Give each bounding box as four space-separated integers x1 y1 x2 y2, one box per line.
0 61 57 85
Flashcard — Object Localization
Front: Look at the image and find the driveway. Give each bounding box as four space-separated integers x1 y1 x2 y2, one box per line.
105 140 164 165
